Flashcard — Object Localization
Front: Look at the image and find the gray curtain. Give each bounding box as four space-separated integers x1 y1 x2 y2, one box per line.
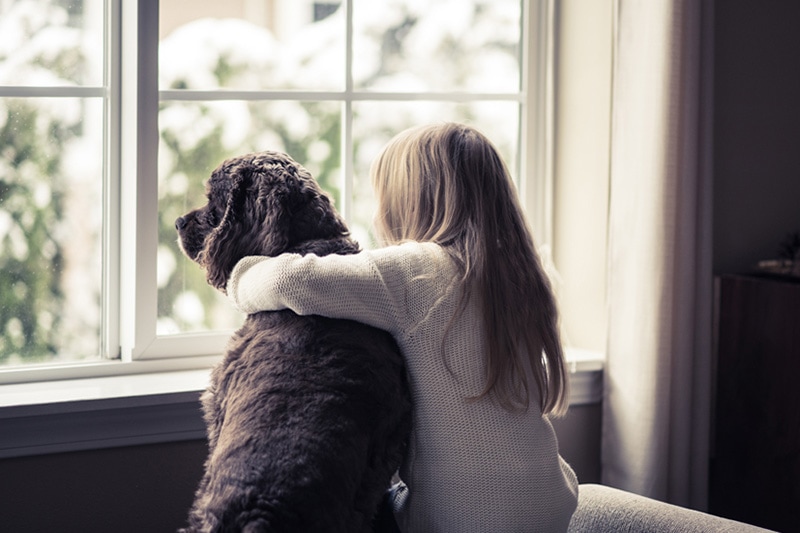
603 0 714 510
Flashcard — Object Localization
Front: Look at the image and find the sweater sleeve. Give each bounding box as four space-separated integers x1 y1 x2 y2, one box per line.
226 242 451 334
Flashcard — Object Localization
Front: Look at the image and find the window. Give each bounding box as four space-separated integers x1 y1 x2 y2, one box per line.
0 0 553 377
0 0 107 366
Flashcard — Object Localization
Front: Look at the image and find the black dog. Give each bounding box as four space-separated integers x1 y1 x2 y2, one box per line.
176 151 411 532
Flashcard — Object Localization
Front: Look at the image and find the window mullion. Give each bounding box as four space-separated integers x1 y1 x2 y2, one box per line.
341 0 355 224
119 0 160 361
0 87 105 97
520 0 555 248
104 0 122 359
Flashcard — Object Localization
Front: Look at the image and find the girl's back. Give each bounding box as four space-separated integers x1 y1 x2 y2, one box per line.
369 243 578 532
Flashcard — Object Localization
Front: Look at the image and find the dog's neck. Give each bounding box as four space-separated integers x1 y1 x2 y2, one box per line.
285 237 360 257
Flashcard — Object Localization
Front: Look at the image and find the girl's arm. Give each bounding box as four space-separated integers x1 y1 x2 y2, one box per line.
226 241 452 334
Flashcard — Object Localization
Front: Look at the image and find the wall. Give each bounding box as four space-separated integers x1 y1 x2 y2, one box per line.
713 0 800 274
0 406 599 532
0 440 207 533
553 403 602 484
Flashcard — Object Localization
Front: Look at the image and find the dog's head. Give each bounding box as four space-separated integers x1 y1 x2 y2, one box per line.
175 151 350 291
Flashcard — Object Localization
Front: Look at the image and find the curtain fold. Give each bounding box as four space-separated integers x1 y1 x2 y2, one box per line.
602 0 713 510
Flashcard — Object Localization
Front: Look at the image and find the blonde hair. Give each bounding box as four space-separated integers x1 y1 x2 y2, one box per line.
371 122 568 416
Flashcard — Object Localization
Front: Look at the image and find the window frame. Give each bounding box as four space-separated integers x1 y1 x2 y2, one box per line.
0 0 557 382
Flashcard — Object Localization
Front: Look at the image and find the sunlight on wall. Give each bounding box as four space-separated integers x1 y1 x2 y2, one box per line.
553 0 613 353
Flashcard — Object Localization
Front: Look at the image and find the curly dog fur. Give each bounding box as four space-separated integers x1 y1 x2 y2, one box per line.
175 151 412 532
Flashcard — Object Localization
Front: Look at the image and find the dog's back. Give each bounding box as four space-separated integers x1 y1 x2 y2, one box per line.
195 314 408 532
182 240 411 533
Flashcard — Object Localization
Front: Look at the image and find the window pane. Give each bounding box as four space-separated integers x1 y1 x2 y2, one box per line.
157 99 341 334
159 0 344 91
0 0 104 87
0 97 103 364
352 0 521 93
351 100 520 246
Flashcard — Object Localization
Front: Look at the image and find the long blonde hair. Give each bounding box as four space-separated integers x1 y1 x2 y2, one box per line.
371 122 568 416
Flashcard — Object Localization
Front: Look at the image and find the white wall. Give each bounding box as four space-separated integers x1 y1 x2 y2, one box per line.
552 0 613 354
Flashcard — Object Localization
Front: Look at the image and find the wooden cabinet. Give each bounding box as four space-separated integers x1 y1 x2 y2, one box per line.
710 274 800 533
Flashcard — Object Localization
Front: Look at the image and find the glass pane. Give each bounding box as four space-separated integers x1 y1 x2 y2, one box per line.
0 0 105 87
157 99 341 334
352 0 521 93
351 100 520 246
0 97 104 364
159 0 344 91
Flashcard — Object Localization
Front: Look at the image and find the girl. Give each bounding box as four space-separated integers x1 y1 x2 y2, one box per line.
226 123 578 532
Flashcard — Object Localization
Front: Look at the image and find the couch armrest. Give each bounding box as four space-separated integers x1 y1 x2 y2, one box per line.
568 484 776 533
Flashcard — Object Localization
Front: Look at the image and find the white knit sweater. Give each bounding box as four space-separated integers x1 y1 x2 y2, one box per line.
227 241 578 532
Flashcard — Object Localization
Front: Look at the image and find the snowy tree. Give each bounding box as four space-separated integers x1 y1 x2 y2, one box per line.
0 0 102 363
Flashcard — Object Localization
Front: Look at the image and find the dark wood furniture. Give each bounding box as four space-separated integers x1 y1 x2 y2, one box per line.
711 274 800 533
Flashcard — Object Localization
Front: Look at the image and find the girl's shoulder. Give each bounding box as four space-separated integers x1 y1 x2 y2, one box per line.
368 241 456 275
373 240 447 257
368 242 462 326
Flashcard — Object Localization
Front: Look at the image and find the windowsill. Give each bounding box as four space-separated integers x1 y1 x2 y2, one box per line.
565 347 605 406
0 349 604 460
0 368 211 460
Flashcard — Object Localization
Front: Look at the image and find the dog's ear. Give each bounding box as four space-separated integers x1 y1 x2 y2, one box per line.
200 170 246 292
253 167 294 252
201 162 296 291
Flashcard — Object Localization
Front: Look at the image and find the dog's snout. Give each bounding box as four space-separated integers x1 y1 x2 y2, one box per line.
175 216 187 230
